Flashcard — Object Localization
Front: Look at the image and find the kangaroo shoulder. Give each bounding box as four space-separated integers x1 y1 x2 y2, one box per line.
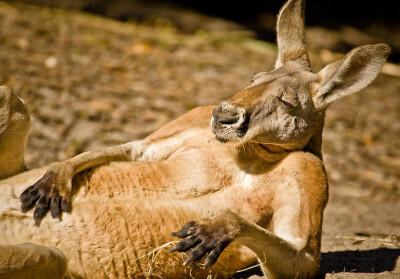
281 151 328 196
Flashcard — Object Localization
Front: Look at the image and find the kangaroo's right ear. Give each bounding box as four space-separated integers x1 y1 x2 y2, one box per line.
313 44 391 110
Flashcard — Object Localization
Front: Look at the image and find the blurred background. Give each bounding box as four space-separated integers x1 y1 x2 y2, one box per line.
7 0 400 62
0 0 399 277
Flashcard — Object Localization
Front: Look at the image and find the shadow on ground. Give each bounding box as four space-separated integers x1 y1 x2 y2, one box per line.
318 248 400 275
233 248 400 278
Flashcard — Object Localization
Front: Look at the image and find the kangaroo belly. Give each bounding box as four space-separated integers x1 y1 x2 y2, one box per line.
0 166 256 279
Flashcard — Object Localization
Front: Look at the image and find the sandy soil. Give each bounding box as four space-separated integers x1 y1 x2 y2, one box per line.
0 1 399 278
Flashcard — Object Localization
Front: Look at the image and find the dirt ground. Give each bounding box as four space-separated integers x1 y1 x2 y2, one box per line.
0 1 399 278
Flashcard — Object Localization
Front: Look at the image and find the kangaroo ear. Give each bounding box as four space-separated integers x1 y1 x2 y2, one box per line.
275 0 310 69
313 44 391 110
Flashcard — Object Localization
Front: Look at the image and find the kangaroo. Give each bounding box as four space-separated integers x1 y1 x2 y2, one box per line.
0 0 390 278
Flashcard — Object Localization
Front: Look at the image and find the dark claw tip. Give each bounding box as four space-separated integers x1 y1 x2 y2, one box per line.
204 257 214 269
34 218 42 227
167 247 177 253
61 200 71 213
21 204 28 213
50 211 62 220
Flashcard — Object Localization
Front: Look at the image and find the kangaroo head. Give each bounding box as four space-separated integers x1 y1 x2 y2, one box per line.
211 0 390 151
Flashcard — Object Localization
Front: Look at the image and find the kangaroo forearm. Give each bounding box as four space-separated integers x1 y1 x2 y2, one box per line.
237 219 318 278
238 220 298 261
69 143 135 174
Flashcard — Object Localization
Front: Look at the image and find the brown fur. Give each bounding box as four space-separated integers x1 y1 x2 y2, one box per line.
0 0 390 278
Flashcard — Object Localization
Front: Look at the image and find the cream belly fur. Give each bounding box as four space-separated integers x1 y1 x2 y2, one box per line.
0 0 390 278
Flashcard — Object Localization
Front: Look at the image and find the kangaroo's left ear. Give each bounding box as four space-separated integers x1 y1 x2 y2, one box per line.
313 44 391 110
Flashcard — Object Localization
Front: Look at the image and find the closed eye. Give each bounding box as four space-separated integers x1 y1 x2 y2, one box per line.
277 96 295 108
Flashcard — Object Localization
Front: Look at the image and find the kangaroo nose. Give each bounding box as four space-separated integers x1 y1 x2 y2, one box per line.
212 106 242 125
